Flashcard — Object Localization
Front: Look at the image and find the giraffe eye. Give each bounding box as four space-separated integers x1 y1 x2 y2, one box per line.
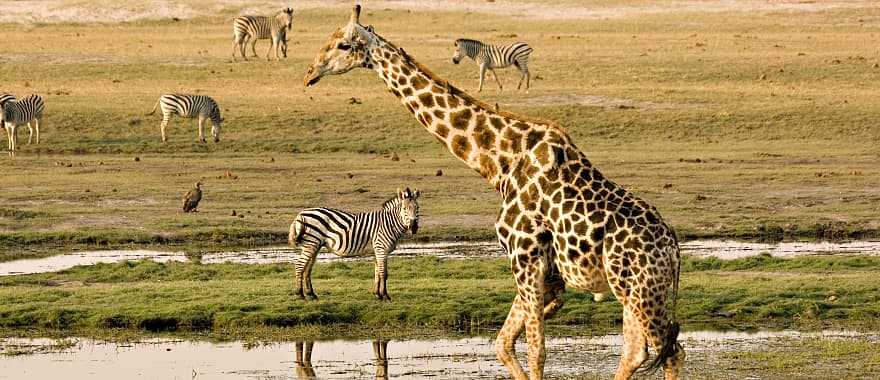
337 43 351 50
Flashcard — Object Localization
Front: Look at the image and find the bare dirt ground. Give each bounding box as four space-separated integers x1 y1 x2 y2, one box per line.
1 0 876 24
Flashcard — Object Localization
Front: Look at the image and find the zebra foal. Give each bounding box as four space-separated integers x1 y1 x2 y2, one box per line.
288 188 421 301
451 38 533 92
146 94 223 143
1 94 44 155
232 8 294 61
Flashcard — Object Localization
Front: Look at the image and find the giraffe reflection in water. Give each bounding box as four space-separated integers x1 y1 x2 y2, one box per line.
294 340 389 379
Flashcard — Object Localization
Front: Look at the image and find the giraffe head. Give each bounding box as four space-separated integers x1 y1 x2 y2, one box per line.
276 7 294 32
303 5 376 87
388 187 420 234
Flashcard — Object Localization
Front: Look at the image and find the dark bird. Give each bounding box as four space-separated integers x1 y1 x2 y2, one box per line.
183 182 202 212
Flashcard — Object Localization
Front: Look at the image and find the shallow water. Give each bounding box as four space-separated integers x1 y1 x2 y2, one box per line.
1 330 874 379
2 240 880 276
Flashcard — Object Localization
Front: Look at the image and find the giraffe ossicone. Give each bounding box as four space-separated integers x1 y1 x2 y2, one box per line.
304 5 685 380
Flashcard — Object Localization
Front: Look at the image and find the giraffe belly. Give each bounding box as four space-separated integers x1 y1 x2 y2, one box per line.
554 253 611 293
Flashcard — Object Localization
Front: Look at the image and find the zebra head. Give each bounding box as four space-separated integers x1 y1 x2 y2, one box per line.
451 39 476 65
277 7 294 31
303 5 376 87
395 187 421 234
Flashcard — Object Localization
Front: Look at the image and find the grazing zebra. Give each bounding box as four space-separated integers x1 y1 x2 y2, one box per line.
232 7 294 61
146 94 223 143
451 38 533 92
2 94 44 155
288 188 421 301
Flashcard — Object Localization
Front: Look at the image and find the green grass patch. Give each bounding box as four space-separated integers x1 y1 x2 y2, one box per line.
1 255 879 337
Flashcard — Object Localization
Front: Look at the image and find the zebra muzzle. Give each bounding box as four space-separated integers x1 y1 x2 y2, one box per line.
410 221 419 234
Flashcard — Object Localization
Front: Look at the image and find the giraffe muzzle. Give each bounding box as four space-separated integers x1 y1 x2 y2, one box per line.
304 67 321 87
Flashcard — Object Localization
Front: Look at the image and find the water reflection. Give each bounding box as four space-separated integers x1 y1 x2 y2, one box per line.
4 240 880 276
293 340 389 380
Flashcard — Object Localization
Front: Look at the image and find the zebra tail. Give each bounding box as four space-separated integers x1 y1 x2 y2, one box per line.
289 218 306 246
146 99 160 116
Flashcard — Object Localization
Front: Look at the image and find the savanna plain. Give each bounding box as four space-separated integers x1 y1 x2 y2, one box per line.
1 1 880 379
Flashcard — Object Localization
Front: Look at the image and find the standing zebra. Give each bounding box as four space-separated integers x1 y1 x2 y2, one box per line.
232 8 294 61
288 188 421 301
146 94 223 143
451 38 533 92
0 93 15 147
2 94 44 155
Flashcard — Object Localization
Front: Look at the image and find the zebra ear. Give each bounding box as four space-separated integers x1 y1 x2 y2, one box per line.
397 187 403 198
366 25 374 33
414 189 420 198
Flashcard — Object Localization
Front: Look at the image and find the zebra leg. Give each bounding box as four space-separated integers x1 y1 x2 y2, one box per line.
477 64 487 92
197 116 206 143
160 115 169 143
374 247 391 301
26 122 33 144
293 246 312 300
250 38 259 58
490 69 503 91
9 124 16 155
302 244 321 300
33 118 39 144
239 37 249 61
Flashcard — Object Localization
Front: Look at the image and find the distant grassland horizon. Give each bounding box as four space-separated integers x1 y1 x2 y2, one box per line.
1 2 879 255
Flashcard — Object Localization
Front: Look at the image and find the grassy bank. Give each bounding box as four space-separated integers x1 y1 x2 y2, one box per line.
2 4 880 256
1 254 878 339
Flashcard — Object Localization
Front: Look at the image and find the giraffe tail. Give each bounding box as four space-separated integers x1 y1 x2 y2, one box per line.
642 242 683 373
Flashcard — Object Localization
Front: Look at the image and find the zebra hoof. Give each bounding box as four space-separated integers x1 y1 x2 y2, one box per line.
381 295 392 302
305 293 318 301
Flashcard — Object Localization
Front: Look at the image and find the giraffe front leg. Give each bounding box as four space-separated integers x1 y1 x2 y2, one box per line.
542 263 566 320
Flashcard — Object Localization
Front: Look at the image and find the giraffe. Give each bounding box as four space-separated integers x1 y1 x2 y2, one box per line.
303 6 685 380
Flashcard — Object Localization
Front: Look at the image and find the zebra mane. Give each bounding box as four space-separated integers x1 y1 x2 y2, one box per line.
380 195 400 210
375 32 559 129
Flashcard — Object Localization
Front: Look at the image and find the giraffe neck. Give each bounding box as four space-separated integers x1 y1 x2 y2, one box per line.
366 38 531 189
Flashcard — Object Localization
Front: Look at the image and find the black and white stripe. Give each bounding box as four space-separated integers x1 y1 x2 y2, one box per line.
0 93 14 108
2 94 44 155
232 8 294 61
147 94 223 143
288 188 421 301
452 38 533 92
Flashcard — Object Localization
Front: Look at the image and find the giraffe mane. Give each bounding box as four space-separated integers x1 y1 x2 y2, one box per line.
375 33 563 130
